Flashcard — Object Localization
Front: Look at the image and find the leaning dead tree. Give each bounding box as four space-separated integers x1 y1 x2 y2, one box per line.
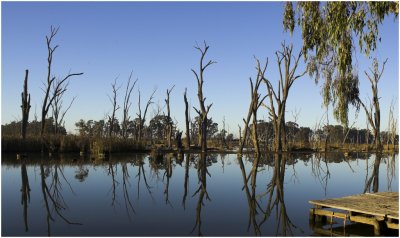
41 26 83 138
263 43 306 152
357 58 388 151
121 71 138 139
136 88 156 141
184 88 190 149
239 58 268 155
108 78 121 137
192 42 216 152
165 85 175 148
21 70 31 140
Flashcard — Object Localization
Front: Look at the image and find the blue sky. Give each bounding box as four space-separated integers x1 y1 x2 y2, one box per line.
2 1 399 135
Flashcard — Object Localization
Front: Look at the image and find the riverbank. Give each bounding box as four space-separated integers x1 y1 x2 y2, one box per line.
2 135 398 155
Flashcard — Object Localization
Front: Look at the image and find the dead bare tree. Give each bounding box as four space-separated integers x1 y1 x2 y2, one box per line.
108 77 121 137
41 26 83 139
184 88 191 149
357 58 388 151
238 125 242 146
122 71 138 139
51 78 76 134
239 58 268 156
221 116 227 148
137 88 156 141
191 41 216 152
387 99 397 150
21 70 31 140
165 85 175 148
263 43 306 152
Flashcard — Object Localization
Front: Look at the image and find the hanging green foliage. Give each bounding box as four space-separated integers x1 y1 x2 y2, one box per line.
283 1 398 126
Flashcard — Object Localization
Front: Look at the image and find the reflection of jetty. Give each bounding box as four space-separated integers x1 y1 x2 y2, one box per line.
309 192 399 235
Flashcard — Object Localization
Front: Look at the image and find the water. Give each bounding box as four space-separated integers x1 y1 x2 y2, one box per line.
1 152 398 236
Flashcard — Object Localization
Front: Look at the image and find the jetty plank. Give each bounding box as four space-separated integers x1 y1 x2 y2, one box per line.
309 192 398 219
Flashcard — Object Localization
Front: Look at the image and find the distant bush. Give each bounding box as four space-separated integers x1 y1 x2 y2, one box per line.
2 136 42 153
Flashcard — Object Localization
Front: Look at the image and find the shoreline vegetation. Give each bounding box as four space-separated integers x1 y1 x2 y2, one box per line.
2 134 398 157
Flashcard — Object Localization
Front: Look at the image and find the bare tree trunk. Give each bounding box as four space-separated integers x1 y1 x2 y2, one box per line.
21 70 31 140
41 26 83 152
137 89 156 141
240 59 268 156
358 58 387 152
184 88 190 149
238 125 242 147
388 100 397 150
239 102 253 154
108 78 120 138
122 71 137 139
263 43 306 153
192 42 215 153
222 116 227 148
165 85 175 148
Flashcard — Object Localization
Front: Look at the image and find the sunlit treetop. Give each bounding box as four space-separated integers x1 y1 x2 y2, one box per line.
283 1 398 126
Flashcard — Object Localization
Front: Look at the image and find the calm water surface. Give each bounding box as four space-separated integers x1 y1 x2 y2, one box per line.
1 152 398 236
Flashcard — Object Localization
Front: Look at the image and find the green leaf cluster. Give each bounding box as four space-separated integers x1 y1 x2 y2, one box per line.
283 1 398 126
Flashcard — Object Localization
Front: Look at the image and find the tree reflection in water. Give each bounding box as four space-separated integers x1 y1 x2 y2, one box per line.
261 153 299 236
385 153 396 191
163 153 173 206
191 153 211 236
40 163 81 236
182 153 190 210
237 154 262 235
311 153 331 196
135 155 153 200
121 162 135 219
364 153 382 193
107 162 119 208
20 162 31 232
238 153 299 236
107 155 154 220
8 152 396 236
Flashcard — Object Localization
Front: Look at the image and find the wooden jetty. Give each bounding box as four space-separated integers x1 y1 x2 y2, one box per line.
309 192 399 236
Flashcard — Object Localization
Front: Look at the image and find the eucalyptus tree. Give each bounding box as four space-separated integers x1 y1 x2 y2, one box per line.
191 116 218 140
283 1 398 126
191 41 216 152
